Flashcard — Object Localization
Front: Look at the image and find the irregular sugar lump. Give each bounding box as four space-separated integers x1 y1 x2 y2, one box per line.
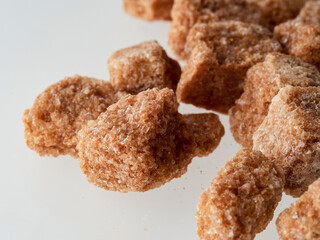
108 40 181 95
197 148 284 240
77 88 224 192
23 76 121 158
177 21 281 114
253 86 320 197
230 53 320 148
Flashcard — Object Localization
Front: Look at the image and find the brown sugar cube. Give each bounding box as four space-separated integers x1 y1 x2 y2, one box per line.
274 1 320 70
23 75 121 158
230 53 320 148
197 148 284 240
77 88 224 192
274 21 320 70
108 41 181 95
169 0 302 60
253 86 320 197
123 0 173 21
176 21 282 114
297 0 320 25
277 178 320 240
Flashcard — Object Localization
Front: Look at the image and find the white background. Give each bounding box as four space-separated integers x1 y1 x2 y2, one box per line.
0 1 295 239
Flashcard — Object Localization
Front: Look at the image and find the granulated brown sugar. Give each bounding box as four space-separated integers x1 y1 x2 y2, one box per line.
277 178 320 240
108 41 181 94
182 113 225 157
176 21 281 114
77 88 224 192
197 148 284 240
23 76 120 158
123 0 173 21
253 86 320 197
230 53 320 148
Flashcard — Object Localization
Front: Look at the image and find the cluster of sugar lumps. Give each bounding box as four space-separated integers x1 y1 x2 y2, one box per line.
119 0 320 239
125 0 320 115
187 5 320 240
24 0 320 238
230 53 320 149
23 41 225 192
225 2 320 200
23 41 181 158
171 0 320 115
176 21 282 113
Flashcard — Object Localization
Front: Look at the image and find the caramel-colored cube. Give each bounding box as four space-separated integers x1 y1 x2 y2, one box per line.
77 88 224 192
176 21 281 114
277 178 320 240
230 53 320 148
123 0 173 21
108 41 181 94
253 86 320 197
197 148 284 240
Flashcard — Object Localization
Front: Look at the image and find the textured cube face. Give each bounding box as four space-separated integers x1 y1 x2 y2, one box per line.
230 53 320 148
123 0 174 21
197 148 284 240
182 113 225 158
77 88 225 193
274 1 320 71
169 0 303 60
108 41 181 95
275 21 320 70
23 76 120 158
277 178 320 240
253 86 320 197
297 0 320 25
176 21 282 114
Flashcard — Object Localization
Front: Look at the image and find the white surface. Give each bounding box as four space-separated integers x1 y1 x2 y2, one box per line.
0 1 295 239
